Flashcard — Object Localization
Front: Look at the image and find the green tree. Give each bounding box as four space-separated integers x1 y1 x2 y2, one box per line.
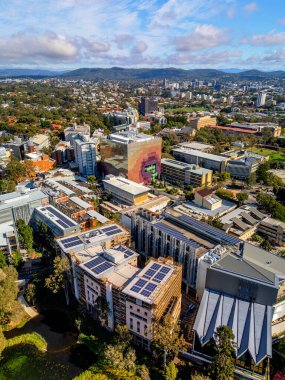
6 156 26 183
45 256 71 304
152 315 187 368
164 361 178 380
137 365 151 380
15 219 33 251
0 327 6 355
247 172 256 186
261 239 272 251
0 266 18 325
0 251 7 269
211 326 235 380
191 374 210 380
25 283 36 306
11 250 23 269
220 172 231 182
236 192 249 205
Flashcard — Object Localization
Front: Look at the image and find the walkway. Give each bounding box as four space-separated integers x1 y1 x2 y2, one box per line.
18 295 39 318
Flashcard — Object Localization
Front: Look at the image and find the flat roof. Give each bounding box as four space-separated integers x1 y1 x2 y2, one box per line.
108 131 158 144
172 147 226 162
57 223 129 252
36 205 79 230
103 176 150 196
178 142 214 151
122 260 175 305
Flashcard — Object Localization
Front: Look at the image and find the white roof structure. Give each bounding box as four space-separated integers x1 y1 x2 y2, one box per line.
103 176 149 196
194 289 272 364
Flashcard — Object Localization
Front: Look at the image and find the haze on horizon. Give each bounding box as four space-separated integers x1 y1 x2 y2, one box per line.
0 0 284 71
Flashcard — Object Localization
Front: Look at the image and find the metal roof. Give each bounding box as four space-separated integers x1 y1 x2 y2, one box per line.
193 289 272 364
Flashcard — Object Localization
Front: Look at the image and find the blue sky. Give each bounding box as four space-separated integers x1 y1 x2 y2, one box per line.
0 0 284 70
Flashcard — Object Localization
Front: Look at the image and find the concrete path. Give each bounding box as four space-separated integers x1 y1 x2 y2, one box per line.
18 295 39 318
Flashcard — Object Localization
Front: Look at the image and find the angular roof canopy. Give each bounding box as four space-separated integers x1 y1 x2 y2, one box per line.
193 289 272 364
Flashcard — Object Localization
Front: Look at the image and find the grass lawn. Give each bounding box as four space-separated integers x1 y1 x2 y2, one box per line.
249 147 285 161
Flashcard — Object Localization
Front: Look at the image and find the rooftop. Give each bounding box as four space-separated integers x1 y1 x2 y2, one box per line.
103 176 150 196
172 147 227 162
122 260 175 304
177 142 214 151
36 205 79 230
108 131 159 144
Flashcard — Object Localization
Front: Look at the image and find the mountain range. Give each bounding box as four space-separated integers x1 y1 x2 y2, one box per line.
0 67 285 80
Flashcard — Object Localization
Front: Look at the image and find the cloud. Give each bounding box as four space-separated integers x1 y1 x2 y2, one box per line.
241 31 285 46
167 50 241 65
174 24 229 52
262 48 285 63
227 6 236 19
0 32 78 63
131 41 148 54
113 34 135 49
279 18 285 25
244 2 258 14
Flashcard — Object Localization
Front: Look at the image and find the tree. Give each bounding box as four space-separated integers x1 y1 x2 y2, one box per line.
236 192 249 205
23 159 36 180
15 219 33 251
0 327 6 355
191 374 210 380
45 256 71 304
261 239 272 251
6 156 26 183
25 283 36 306
211 326 235 380
247 172 256 186
152 315 187 368
137 365 151 380
11 250 23 269
0 266 18 325
220 172 231 182
0 251 7 269
164 361 178 380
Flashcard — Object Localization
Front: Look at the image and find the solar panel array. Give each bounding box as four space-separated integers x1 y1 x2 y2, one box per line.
101 224 123 236
116 245 136 259
154 222 201 249
46 206 77 229
83 255 114 276
177 214 240 245
129 263 172 299
60 236 82 249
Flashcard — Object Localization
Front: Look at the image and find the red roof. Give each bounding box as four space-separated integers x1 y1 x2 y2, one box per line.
196 188 213 197
208 125 257 134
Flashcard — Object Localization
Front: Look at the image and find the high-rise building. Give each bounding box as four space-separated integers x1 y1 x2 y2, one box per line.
138 97 158 116
189 116 217 130
74 135 97 177
256 92 267 107
100 132 162 185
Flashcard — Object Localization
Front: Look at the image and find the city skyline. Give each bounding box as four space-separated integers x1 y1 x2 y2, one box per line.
0 0 285 70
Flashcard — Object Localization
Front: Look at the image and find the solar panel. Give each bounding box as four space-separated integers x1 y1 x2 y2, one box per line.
154 222 201 249
153 272 166 282
136 279 147 287
177 215 240 245
123 248 134 258
61 236 80 244
92 262 113 275
104 229 122 236
57 219 69 228
150 263 161 271
64 240 81 248
141 290 151 297
160 266 171 275
84 256 105 269
46 206 77 228
143 269 156 278
102 225 118 233
130 285 141 293
145 283 157 292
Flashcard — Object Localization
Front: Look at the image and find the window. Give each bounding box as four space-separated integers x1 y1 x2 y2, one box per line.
144 311 147 316
137 308 140 313
130 305 133 310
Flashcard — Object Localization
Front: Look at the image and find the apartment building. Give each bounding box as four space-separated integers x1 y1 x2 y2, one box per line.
161 158 212 187
74 135 97 177
64 123 91 144
138 97 158 116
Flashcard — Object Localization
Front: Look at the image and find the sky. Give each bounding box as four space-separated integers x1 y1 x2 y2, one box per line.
0 0 285 70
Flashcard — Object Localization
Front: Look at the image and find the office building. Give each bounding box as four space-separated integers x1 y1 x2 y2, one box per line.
193 243 285 379
161 159 212 187
103 176 150 206
131 208 240 292
74 135 97 177
226 157 260 179
0 187 49 225
2 137 25 160
100 131 162 185
256 92 267 107
53 141 75 165
258 217 285 246
28 134 50 153
177 142 214 152
138 97 158 116
172 147 228 172
189 116 217 130
33 205 80 237
220 206 267 240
